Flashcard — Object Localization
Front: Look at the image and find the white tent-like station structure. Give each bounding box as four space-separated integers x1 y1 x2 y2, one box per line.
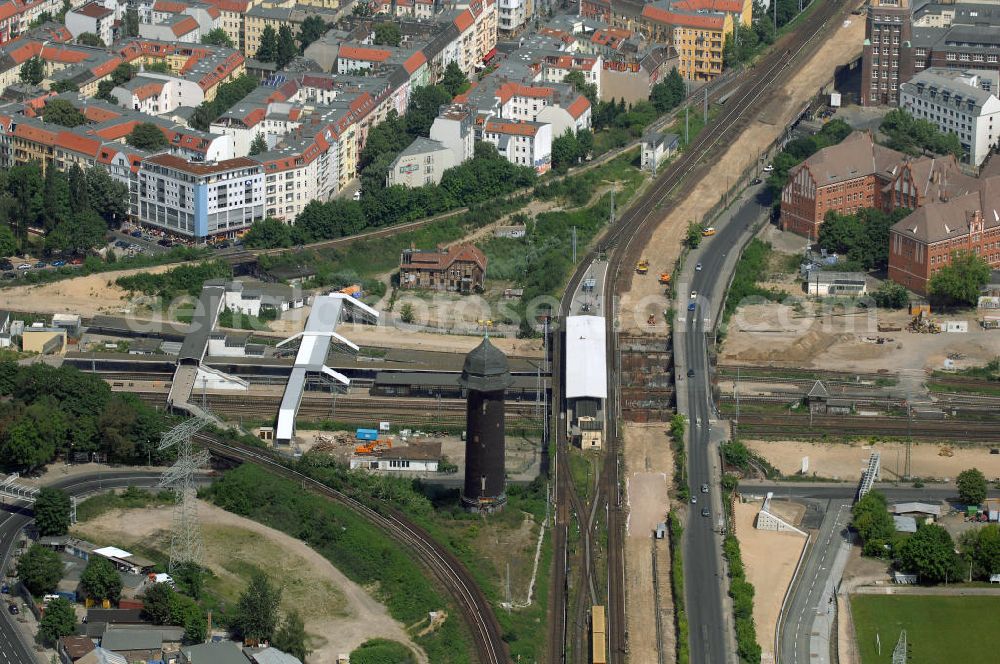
565 315 607 400
275 294 378 443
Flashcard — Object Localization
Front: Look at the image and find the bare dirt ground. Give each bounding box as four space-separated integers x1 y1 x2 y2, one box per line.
74 500 425 663
623 423 674 663
0 264 177 318
617 17 865 334
746 439 1000 482
733 500 807 664
720 303 999 373
337 320 543 357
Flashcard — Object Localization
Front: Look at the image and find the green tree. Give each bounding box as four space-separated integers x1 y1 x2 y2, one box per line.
957 468 988 506
685 221 702 248
81 556 123 603
42 166 72 232
46 210 108 255
1 404 63 470
232 573 281 641
201 27 234 47
650 67 686 113
405 85 451 138
400 302 415 324
16 544 63 596
897 522 961 584
871 281 909 309
34 487 71 536
961 524 1000 579
6 162 45 248
851 490 895 557
50 80 79 93
87 166 130 225
142 582 174 624
276 25 297 68
551 129 582 172
441 61 469 97
42 99 85 127
298 15 327 52
38 598 76 646
373 22 400 47
127 123 169 150
929 251 991 307
243 217 292 248
563 70 597 106
0 223 16 257
272 610 309 661
249 132 268 156
76 32 105 47
817 206 911 271
19 56 45 86
124 8 139 36
256 25 279 63
880 108 963 158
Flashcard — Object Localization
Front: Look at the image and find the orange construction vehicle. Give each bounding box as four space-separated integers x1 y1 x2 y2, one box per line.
636 259 650 274
354 438 393 455
658 272 671 285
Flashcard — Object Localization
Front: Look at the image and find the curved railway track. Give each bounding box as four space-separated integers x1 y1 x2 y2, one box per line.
194 433 508 664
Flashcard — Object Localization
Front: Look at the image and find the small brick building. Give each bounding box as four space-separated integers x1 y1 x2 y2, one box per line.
399 244 488 293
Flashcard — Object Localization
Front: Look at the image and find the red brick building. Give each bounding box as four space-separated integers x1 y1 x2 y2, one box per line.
780 132 905 239
399 244 487 293
888 177 1000 295
779 132 979 239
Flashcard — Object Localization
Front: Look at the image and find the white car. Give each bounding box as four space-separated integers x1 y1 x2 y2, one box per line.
762 164 775 173
695 263 703 271
690 290 697 299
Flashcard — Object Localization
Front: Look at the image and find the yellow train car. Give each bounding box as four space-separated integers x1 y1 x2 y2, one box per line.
592 605 607 664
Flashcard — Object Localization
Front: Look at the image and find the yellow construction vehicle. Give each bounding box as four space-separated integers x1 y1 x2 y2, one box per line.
636 259 650 274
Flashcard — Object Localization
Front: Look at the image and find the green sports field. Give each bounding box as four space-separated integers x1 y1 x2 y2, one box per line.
851 594 1000 663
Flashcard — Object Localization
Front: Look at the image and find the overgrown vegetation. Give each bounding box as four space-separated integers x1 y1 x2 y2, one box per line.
351 639 417 664
669 414 689 501
0 362 169 471
76 485 176 523
190 75 258 131
723 534 762 663
205 464 472 663
115 260 232 300
723 239 787 321
818 207 912 271
668 510 690 664
880 109 963 159
929 251 991 307
720 440 777 478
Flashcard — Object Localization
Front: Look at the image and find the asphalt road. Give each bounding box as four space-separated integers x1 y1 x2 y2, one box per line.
0 471 170 664
678 185 770 663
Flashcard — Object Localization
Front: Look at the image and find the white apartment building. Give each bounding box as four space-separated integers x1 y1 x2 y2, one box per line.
65 2 115 45
899 67 1000 168
482 119 551 173
111 73 205 115
540 54 602 99
138 154 264 239
497 0 531 33
387 137 456 187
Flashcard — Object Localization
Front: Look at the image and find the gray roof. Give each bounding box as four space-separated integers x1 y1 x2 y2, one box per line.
178 286 225 363
100 628 164 651
893 515 918 533
181 641 249 664
891 502 942 516
901 68 999 111
397 136 447 158
246 647 303 664
459 338 513 392
807 380 829 399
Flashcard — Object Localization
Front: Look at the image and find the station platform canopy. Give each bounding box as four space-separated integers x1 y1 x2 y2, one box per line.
565 315 607 400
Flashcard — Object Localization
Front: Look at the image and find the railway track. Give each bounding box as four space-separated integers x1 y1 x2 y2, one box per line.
734 414 1000 442
542 0 860 661
194 433 508 664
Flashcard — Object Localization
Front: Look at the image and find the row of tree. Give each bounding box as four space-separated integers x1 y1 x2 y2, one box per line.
881 108 964 159
818 207 913 272
0 362 169 471
0 161 128 256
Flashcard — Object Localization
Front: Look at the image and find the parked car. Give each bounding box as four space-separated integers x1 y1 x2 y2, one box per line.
115 240 129 248
1 583 9 593
7 602 18 614
690 290 697 299
701 484 709 493
687 369 695 378
691 496 697 504
2 271 14 279
34 261 46 268
687 302 696 311
695 263 702 271
762 164 774 173
17 263 31 270
130 230 143 238
701 507 710 517
51 260 66 267
751 177 762 185
69 257 84 265
0 260 12 271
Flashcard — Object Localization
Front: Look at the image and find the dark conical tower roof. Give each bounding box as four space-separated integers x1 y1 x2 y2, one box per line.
460 337 513 392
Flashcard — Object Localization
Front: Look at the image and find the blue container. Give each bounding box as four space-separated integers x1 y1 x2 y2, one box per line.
356 428 378 441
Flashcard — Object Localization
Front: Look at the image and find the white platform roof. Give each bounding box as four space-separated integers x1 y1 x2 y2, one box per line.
275 294 378 441
565 315 607 400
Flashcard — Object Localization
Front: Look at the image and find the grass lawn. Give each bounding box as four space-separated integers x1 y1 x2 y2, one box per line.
851 594 1000 663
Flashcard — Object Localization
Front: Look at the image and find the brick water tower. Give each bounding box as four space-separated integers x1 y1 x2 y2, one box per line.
460 337 512 513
